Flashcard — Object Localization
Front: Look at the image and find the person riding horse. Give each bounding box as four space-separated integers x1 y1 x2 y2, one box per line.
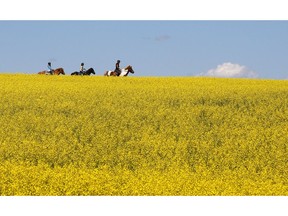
47 62 54 75
71 67 95 75
79 62 86 75
114 60 121 76
104 65 134 76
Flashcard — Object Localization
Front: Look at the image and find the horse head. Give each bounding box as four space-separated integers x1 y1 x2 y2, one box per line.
54 68 65 75
88 68 96 75
125 65 134 74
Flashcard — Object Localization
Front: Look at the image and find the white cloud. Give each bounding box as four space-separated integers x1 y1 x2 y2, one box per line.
201 62 257 78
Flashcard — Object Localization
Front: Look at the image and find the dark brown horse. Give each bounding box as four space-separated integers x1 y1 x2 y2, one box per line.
71 68 95 76
104 65 135 76
38 68 65 75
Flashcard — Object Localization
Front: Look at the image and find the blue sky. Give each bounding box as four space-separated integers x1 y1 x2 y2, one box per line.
1 20 288 79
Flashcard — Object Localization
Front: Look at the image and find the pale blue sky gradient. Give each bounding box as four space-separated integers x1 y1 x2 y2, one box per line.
1 20 288 79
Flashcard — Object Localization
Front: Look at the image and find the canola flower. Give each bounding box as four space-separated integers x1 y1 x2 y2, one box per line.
0 74 288 195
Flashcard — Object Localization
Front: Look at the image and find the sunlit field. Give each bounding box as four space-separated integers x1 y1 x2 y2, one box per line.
0 74 288 195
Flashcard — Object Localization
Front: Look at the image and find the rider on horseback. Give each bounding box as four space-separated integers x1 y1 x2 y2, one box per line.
114 60 121 76
80 63 86 75
47 62 54 75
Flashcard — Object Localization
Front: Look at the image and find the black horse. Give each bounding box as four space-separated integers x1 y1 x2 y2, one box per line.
71 68 95 76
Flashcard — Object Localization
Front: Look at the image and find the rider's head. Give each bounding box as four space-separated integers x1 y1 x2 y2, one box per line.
48 62 51 66
81 63 84 66
117 60 120 63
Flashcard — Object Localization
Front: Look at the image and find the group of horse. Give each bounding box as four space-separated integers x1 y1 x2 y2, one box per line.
37 65 135 77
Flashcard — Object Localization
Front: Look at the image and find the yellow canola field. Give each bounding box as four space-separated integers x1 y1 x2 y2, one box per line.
0 74 288 195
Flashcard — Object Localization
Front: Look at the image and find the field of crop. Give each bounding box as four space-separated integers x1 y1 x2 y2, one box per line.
0 74 287 195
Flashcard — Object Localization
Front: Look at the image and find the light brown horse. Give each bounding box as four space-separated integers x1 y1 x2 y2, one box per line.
38 68 65 75
104 65 135 77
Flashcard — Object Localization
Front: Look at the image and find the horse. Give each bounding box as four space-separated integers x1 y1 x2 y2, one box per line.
38 68 65 75
104 65 135 77
71 68 95 76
